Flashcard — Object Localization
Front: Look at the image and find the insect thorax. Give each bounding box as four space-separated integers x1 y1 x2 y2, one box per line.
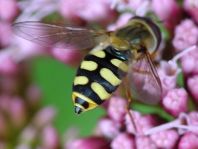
115 16 161 54
72 45 130 114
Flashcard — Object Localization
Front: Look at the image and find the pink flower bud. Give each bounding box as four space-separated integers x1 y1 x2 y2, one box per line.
108 96 127 123
51 46 82 66
96 118 120 139
16 144 31 149
15 37 48 61
187 75 198 102
107 13 133 31
162 88 188 117
0 95 12 112
0 0 19 22
125 111 156 135
67 137 110 149
33 107 56 128
178 132 198 149
136 136 157 149
150 129 179 149
151 0 182 30
26 85 42 108
184 0 198 24
9 97 27 128
0 52 18 75
111 133 135 149
188 112 198 126
19 126 37 144
172 19 198 51
158 61 180 95
181 47 198 75
59 0 116 24
0 21 12 47
42 126 60 149
0 142 7 149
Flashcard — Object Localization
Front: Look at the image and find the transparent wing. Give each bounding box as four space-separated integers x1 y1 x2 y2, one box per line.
12 21 107 50
128 51 162 104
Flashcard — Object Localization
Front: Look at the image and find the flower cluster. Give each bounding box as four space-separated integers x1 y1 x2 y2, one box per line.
0 0 198 149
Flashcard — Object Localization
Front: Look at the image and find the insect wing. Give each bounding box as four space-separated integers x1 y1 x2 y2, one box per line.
128 52 162 104
13 21 105 50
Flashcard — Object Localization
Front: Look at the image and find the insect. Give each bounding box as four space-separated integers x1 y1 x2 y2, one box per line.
13 16 162 114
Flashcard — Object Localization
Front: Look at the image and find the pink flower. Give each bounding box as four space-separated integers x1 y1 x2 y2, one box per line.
151 0 182 30
0 0 19 22
136 136 157 149
111 133 135 149
0 21 12 48
51 46 82 66
150 129 179 149
125 111 157 135
67 137 110 149
107 13 133 31
178 132 198 149
19 126 37 145
9 97 27 128
32 107 56 128
181 47 198 75
187 112 198 126
59 0 116 24
158 61 180 95
187 75 198 102
107 96 128 123
26 85 42 108
0 52 18 75
41 126 60 149
162 88 188 117
184 0 198 24
96 118 120 139
172 19 198 51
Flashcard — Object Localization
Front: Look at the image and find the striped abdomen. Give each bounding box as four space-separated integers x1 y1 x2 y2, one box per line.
72 46 130 114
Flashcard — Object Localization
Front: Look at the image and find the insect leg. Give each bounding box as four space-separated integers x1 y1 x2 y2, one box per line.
123 77 137 135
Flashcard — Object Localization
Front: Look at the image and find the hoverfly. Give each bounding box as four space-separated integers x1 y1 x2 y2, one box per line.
13 16 162 114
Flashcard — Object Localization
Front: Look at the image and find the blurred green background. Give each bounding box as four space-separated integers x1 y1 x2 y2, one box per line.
31 57 105 136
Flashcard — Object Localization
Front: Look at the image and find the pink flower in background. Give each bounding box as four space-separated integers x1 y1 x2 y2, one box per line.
67 137 110 149
172 19 198 51
125 111 157 135
107 13 133 31
9 97 27 128
0 52 18 75
151 0 182 31
178 133 198 149
0 21 13 48
0 0 19 22
181 47 198 75
96 118 120 139
107 96 128 123
1 0 198 148
51 46 82 66
187 75 198 103
42 126 60 149
184 0 198 24
59 0 116 24
111 133 135 149
162 88 188 117
150 129 179 149
158 61 180 95
136 136 157 149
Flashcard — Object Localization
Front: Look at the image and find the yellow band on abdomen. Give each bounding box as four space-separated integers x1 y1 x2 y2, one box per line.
91 82 110 100
100 68 121 86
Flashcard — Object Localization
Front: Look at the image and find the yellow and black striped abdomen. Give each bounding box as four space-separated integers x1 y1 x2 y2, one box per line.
72 46 130 114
